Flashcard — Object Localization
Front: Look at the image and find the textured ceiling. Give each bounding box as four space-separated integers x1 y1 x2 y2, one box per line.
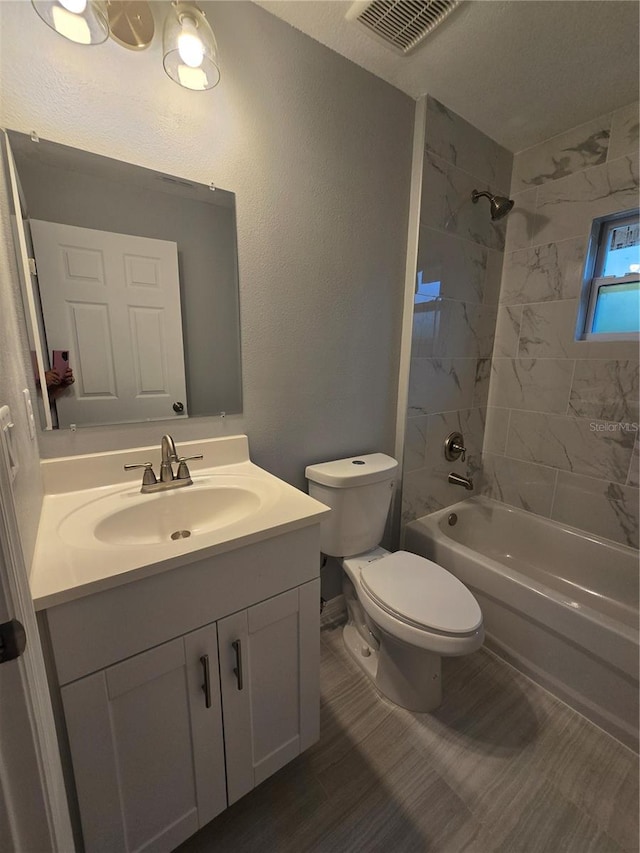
255 0 640 152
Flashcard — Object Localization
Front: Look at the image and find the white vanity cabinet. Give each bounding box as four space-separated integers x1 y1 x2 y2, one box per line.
41 525 322 853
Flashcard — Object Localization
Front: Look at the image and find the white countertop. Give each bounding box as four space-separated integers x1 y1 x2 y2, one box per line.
30 435 330 610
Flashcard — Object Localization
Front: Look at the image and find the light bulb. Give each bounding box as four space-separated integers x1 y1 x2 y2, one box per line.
178 17 204 68
59 0 87 12
163 3 220 90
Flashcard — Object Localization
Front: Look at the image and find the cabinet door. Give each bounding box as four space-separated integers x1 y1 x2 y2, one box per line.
219 579 320 804
61 623 226 853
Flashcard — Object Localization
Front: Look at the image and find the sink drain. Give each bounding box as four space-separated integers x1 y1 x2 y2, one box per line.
171 530 191 540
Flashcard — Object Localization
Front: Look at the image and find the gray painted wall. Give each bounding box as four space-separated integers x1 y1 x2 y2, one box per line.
482 103 639 548
402 97 511 525
0 2 414 595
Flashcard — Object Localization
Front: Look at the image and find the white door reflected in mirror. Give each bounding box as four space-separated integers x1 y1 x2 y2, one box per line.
30 221 188 428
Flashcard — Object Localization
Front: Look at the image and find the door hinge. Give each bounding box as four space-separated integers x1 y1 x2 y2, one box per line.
28 257 37 276
0 619 27 663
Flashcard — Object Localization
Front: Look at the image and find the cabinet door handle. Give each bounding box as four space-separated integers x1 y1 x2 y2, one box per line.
200 654 212 708
232 639 243 691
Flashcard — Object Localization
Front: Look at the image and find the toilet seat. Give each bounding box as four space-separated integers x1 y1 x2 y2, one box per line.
343 549 484 656
360 551 482 635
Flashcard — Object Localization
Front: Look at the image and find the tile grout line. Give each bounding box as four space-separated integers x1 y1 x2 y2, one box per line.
504 231 587 256
419 218 506 256
424 147 512 196
499 297 580 309
495 447 632 489
489 355 637 361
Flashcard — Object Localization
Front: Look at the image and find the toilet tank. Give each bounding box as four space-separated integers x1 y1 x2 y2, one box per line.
305 453 398 557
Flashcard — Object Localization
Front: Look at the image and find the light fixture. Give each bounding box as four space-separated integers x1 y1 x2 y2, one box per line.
31 0 220 92
31 0 109 45
162 2 220 91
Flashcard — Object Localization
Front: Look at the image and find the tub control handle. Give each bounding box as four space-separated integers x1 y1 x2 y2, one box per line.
444 431 467 462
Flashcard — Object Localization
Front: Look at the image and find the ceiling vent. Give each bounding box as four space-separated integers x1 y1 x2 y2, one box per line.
347 0 461 56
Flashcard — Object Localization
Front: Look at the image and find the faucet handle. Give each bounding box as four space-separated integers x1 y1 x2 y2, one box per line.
176 455 203 480
124 462 158 486
453 442 466 462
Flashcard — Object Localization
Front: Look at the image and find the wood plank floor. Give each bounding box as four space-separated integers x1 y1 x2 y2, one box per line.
177 608 639 853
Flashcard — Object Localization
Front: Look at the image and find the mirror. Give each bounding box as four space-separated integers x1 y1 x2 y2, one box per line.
4 130 242 430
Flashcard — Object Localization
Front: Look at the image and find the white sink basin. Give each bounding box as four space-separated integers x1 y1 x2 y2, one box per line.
58 476 279 549
95 486 261 545
31 436 331 610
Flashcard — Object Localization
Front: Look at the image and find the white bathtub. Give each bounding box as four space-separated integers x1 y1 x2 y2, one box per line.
404 496 639 751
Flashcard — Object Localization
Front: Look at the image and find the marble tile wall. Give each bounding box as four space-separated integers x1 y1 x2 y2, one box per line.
482 102 640 548
402 97 512 525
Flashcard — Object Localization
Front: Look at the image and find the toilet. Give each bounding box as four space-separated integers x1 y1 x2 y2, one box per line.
305 452 483 712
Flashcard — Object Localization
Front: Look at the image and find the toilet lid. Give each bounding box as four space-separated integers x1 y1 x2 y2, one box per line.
360 551 482 634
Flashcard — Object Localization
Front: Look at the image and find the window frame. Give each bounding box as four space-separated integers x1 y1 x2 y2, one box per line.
579 208 640 342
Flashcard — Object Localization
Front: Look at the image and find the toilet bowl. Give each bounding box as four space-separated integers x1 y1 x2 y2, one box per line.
305 453 484 712
340 547 483 711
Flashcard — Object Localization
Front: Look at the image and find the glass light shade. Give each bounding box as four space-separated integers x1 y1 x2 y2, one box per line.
31 0 109 44
163 2 220 91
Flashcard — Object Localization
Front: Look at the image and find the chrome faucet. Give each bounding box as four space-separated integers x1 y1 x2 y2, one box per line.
448 472 474 490
124 434 203 493
160 434 178 482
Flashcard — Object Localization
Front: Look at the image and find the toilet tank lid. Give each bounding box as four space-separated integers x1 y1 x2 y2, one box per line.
305 453 398 488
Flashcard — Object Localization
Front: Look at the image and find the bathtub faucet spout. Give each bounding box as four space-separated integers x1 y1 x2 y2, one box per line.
448 472 474 491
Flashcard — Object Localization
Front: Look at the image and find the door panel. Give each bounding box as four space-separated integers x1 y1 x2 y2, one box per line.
30 220 188 427
184 627 227 828
217 608 253 805
129 307 170 395
0 392 72 850
68 302 117 396
61 624 225 853
110 666 198 853
249 590 301 784
219 580 321 805
298 578 321 751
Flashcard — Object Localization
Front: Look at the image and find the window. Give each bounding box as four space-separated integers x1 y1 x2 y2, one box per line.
583 211 640 338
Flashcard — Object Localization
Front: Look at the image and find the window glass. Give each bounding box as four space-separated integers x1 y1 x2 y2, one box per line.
591 281 640 334
601 221 640 277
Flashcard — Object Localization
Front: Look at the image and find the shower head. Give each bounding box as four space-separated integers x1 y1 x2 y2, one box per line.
471 189 514 221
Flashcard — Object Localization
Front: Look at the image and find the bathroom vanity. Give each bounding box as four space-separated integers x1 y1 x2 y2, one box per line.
30 435 329 853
